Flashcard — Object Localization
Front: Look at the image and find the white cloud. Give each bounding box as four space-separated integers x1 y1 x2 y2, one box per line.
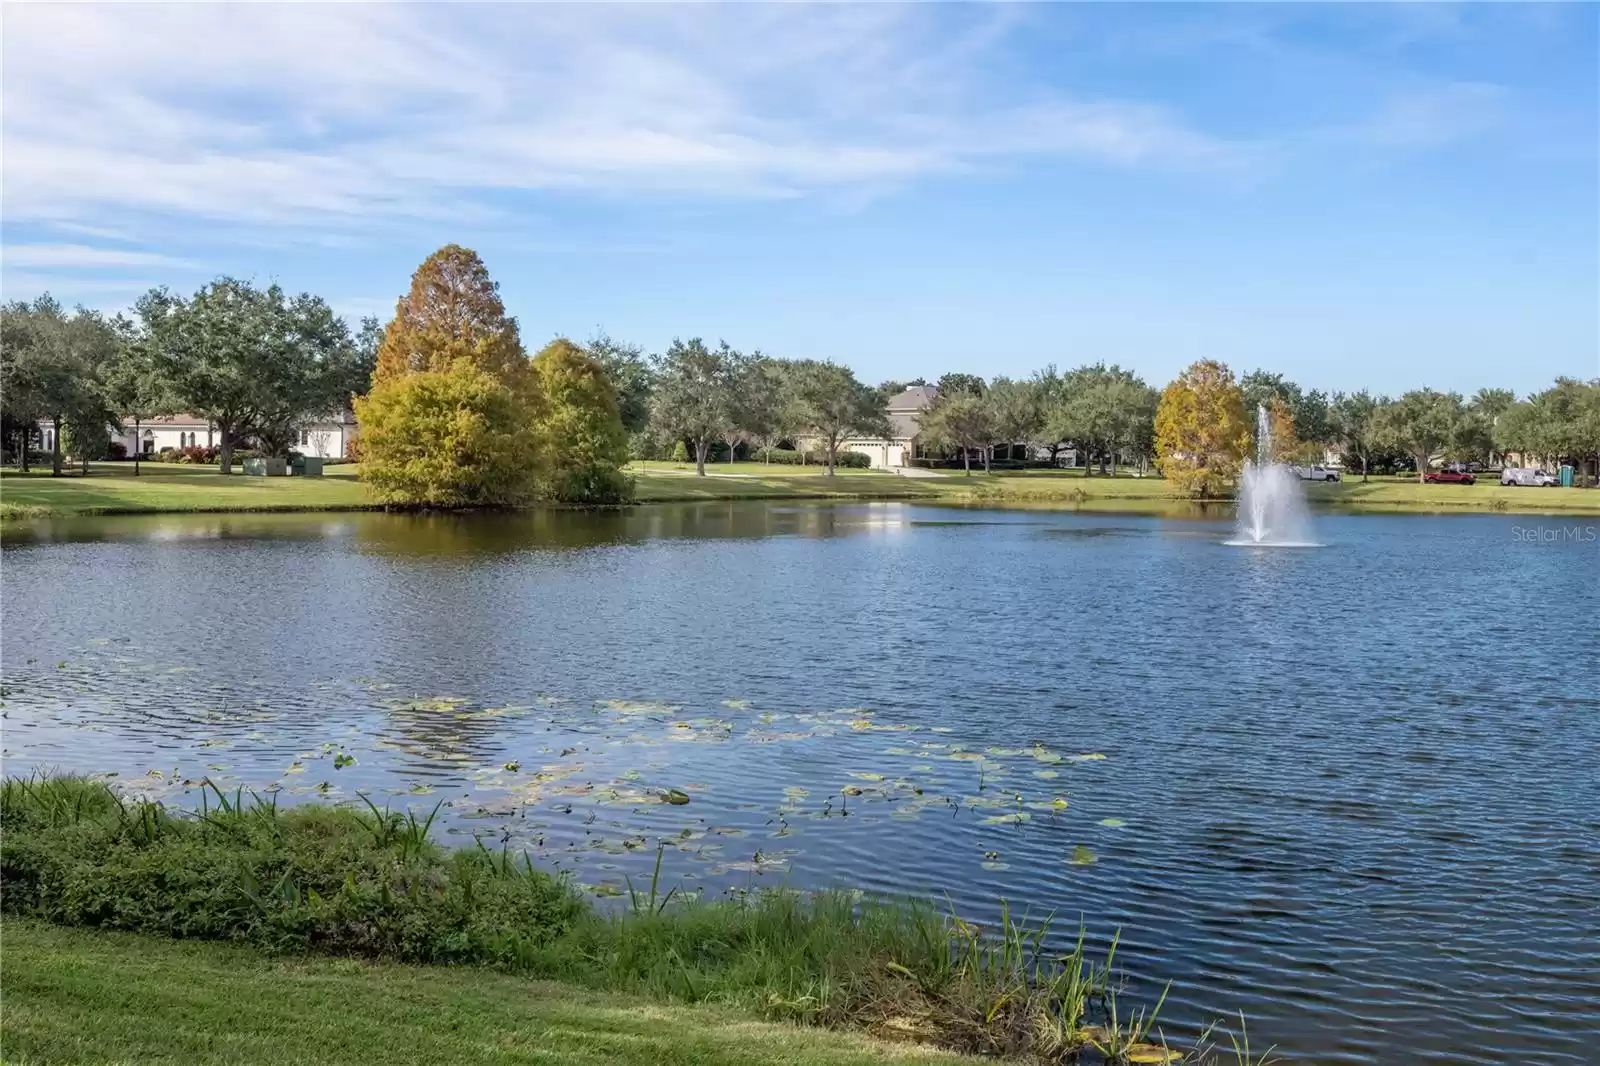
0 4 1245 235
2 243 198 269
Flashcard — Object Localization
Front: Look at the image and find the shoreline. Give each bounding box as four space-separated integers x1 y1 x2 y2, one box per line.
5 463 1599 520
2 775 1233 1065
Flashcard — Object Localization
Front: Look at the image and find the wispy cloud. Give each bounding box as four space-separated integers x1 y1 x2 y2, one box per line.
1 4 1246 238
3 243 198 270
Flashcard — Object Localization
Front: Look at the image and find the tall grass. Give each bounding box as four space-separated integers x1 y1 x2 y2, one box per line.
2 774 1245 1063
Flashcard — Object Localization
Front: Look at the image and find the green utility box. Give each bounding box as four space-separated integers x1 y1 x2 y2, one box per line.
243 457 287 477
291 456 324 477
1559 464 1574 488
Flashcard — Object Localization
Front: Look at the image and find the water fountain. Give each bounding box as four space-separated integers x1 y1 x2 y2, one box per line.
1228 404 1318 546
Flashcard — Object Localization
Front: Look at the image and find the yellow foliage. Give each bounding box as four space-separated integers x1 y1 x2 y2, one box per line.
1155 359 1251 497
529 339 633 504
354 359 536 508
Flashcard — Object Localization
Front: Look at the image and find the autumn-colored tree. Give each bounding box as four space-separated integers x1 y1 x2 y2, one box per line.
372 245 528 390
354 359 535 507
530 339 632 504
1154 359 1251 497
1263 396 1297 464
358 246 537 505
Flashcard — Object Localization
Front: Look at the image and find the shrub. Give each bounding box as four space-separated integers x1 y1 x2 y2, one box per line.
670 440 690 463
108 442 129 460
1 777 583 964
751 447 870 468
176 445 220 464
0 775 1238 1063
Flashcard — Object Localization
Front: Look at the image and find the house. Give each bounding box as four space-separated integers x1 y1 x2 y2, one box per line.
822 385 939 469
38 411 358 460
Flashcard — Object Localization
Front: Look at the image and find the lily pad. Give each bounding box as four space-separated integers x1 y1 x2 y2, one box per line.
1098 818 1125 828
980 812 1031 825
662 789 691 805
1033 770 1059 779
1069 845 1098 865
1125 1044 1182 1063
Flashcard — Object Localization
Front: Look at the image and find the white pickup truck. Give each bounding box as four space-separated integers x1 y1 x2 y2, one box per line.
1292 465 1342 482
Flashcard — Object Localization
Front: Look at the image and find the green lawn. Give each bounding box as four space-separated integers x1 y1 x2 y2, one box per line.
0 463 369 518
0 919 972 1066
5 461 1596 519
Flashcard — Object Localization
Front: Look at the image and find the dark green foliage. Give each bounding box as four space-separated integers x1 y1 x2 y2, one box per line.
1 776 583 964
1 776 1233 1062
752 447 871 468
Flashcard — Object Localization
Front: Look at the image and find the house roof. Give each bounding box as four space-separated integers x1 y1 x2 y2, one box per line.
887 386 938 411
886 386 937 440
127 413 212 427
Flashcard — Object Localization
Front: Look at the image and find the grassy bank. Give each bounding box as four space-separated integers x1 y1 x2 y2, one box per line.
11 461 1587 520
0 919 974 1066
0 464 370 518
0 775 1251 1065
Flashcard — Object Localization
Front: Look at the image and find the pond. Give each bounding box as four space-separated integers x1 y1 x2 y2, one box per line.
2 503 1596 1065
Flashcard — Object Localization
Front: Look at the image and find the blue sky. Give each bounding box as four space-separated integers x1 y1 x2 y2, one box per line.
2 3 1595 395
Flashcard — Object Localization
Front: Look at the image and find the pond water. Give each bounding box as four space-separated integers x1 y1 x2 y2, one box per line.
2 503 1597 1065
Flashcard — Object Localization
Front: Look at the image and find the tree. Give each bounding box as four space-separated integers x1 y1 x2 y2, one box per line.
138 280 356 472
936 372 986 398
1047 364 1153 475
1241 370 1331 458
584 332 655 437
0 297 123 476
102 333 175 477
529 339 632 504
350 316 384 396
1262 396 1297 465
918 391 995 475
1470 387 1516 424
1371 388 1467 482
1154 360 1251 497
372 245 528 388
1468 387 1516 465
354 359 535 507
1331 390 1382 481
787 360 891 476
984 376 1043 466
733 356 789 464
1495 378 1600 473
1 296 60 471
649 338 739 476
1108 377 1161 475
357 246 535 505
1028 365 1070 465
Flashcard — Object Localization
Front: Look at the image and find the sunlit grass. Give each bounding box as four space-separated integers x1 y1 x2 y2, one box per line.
3 774 1241 1064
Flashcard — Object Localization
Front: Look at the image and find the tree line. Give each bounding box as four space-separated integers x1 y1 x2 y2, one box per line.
1 286 378 477
4 247 1596 500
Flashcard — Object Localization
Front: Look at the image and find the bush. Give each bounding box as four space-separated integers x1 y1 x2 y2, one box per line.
670 440 690 463
0 774 1238 1062
751 447 871 468
1 777 583 965
108 442 129 460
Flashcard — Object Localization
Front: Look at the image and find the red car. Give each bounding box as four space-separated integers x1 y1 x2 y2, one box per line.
1424 469 1476 485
